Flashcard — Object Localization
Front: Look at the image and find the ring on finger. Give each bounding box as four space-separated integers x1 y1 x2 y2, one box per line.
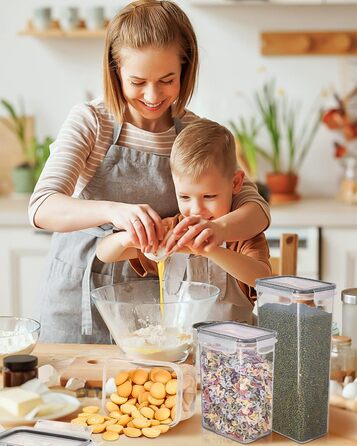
131 218 140 225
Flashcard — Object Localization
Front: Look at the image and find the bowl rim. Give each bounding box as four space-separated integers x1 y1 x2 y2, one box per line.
0 316 41 338
91 279 220 306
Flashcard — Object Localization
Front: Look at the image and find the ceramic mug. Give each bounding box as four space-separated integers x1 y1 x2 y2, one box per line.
32 7 52 31
59 7 80 31
85 7 105 30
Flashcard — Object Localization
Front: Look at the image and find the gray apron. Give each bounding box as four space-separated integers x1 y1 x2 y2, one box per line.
164 248 254 325
38 119 182 343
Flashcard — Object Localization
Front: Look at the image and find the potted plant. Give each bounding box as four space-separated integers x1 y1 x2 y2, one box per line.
1 98 35 193
255 80 321 203
229 117 270 202
1 98 53 193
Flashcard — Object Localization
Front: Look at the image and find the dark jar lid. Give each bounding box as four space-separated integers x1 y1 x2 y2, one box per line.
3 355 38 372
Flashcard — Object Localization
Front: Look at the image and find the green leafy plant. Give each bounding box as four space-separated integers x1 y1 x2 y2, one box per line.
229 117 262 181
255 80 281 172
0 98 32 167
255 79 321 174
31 136 53 183
1 98 53 182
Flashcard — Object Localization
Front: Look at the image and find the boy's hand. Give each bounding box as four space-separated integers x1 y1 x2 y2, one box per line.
165 215 225 254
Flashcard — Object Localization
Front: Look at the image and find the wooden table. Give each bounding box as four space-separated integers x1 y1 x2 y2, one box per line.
29 344 357 445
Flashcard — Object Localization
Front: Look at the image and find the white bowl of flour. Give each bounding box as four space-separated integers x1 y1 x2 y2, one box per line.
0 317 41 366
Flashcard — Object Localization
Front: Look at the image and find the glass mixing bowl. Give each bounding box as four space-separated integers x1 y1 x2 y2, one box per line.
92 280 220 362
0 317 41 366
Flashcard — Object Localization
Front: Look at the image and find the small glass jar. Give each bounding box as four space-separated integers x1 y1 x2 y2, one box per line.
342 288 357 348
339 156 357 204
330 336 356 383
3 354 38 388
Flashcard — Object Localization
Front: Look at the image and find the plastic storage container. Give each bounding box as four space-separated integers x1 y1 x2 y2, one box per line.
198 322 277 444
102 357 197 429
0 421 93 445
256 276 335 443
192 321 216 382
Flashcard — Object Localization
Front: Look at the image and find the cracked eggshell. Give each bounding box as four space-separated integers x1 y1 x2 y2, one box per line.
105 377 117 395
144 247 168 262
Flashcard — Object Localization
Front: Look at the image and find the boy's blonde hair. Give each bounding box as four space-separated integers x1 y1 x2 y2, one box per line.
103 0 198 123
170 119 237 180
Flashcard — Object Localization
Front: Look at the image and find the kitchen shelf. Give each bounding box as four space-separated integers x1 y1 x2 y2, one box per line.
261 30 357 55
18 20 106 39
189 0 357 5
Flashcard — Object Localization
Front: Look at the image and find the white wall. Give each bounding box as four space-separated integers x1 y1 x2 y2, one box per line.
0 0 356 197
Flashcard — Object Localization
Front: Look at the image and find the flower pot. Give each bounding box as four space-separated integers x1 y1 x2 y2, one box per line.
266 172 300 204
11 165 34 194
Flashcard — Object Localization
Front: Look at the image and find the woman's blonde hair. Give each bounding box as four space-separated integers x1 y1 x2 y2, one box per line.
103 0 198 123
170 119 238 180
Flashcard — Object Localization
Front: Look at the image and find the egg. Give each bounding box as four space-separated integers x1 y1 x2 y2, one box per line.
329 380 343 397
144 247 168 262
342 381 357 400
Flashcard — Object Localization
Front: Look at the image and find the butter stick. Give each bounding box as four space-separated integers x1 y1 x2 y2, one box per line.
0 387 42 417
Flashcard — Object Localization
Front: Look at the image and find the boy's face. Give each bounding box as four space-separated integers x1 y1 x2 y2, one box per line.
173 167 244 220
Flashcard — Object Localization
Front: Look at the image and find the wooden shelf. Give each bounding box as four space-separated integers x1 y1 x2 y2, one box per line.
190 0 357 4
261 30 357 55
18 20 106 39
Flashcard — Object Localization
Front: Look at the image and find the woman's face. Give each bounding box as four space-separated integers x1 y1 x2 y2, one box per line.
119 44 182 130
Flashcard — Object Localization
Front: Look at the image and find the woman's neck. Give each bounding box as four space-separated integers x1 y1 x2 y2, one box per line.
125 108 174 133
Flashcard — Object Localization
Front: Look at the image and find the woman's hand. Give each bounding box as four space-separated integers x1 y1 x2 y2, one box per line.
107 202 165 253
164 215 225 255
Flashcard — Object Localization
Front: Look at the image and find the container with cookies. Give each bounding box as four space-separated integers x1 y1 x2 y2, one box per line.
69 357 197 441
102 358 197 429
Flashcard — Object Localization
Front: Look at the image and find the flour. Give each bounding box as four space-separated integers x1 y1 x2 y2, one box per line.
0 330 36 364
119 325 192 362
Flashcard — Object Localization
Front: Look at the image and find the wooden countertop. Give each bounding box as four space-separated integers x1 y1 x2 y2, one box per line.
30 343 357 445
270 197 357 228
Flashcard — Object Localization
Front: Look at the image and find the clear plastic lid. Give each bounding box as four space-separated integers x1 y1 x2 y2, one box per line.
197 322 277 354
0 425 91 445
256 276 336 299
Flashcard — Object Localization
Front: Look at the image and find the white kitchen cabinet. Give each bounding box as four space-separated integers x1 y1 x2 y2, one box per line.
321 228 357 329
0 225 51 319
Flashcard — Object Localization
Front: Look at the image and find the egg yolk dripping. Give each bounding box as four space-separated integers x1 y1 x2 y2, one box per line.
157 260 165 317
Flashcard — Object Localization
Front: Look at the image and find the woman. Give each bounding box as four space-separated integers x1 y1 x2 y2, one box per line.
29 0 270 343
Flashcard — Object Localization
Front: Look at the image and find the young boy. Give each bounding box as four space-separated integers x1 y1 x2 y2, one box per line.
96 119 271 323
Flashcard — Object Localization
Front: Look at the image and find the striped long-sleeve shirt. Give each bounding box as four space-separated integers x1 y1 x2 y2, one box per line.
29 97 270 226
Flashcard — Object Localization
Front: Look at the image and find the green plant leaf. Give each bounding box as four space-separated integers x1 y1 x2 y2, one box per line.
0 97 30 162
254 79 282 172
229 116 262 181
295 108 321 170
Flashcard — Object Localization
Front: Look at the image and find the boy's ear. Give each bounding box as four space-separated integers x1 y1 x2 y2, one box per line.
232 170 245 193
